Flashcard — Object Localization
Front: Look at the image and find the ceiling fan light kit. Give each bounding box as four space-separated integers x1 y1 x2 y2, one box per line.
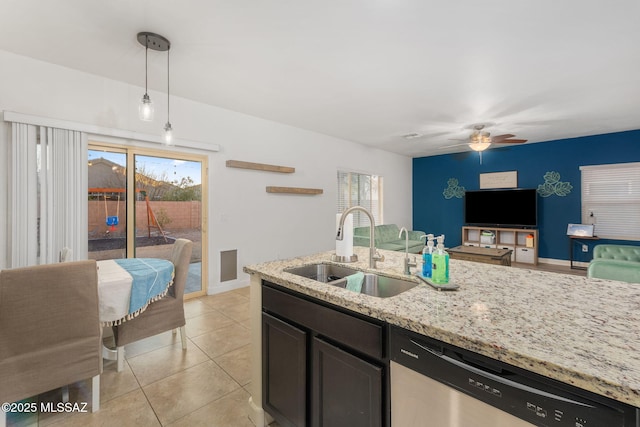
469 142 492 152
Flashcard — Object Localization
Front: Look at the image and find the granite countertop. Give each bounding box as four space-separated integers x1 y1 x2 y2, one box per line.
244 246 640 407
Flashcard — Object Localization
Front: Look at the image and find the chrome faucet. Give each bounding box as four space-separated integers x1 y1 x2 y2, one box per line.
399 227 417 275
337 206 384 268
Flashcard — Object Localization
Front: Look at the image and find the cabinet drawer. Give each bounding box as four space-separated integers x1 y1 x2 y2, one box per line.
262 284 384 359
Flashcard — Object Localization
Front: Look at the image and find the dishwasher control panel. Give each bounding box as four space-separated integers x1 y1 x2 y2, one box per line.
390 326 637 427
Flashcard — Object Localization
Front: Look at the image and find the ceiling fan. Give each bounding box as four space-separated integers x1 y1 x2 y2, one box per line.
441 123 527 164
457 124 527 152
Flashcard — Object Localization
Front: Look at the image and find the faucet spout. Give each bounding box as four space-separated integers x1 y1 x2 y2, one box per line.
337 206 384 268
399 226 417 275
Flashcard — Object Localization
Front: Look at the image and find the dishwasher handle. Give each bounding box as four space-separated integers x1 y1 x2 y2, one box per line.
408 338 595 408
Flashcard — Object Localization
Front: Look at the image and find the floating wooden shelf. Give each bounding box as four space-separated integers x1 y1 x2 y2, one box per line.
266 186 323 195
226 160 295 173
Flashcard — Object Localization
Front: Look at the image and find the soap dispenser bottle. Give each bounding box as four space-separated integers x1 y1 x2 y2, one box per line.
431 235 449 284
421 234 435 278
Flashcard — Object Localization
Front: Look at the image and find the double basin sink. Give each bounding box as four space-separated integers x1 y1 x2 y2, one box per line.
284 263 417 298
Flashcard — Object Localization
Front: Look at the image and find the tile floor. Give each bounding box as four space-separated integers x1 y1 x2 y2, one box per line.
7 287 267 427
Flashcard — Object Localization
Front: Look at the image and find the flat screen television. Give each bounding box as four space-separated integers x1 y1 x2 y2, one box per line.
464 188 538 228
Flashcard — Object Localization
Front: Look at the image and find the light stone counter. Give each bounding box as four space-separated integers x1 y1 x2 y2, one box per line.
244 246 640 409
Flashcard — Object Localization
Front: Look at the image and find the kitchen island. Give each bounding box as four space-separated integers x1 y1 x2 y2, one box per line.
244 246 640 426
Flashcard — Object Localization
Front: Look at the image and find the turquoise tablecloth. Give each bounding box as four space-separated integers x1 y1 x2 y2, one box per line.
114 258 175 318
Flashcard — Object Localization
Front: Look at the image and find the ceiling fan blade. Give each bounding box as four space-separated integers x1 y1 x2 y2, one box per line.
493 139 527 144
439 143 469 149
490 134 515 142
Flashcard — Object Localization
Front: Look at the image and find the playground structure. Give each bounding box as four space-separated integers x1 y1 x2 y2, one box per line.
88 188 168 242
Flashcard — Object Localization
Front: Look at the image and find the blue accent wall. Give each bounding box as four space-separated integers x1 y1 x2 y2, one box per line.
412 130 640 261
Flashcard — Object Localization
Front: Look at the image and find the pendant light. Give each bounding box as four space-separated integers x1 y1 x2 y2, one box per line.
137 32 170 125
138 34 154 121
164 46 173 144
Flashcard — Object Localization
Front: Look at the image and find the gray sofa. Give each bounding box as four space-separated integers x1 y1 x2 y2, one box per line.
353 224 425 253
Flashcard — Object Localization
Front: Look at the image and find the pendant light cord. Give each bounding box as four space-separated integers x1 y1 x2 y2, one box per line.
145 35 149 93
167 48 170 121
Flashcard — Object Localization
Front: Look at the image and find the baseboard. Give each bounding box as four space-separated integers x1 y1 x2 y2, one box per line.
538 257 589 269
207 279 250 295
247 396 273 427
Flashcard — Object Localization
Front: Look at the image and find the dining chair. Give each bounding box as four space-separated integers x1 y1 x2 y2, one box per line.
112 238 193 372
0 260 102 426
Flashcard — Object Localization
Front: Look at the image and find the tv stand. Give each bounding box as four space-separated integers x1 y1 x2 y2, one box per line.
461 226 538 265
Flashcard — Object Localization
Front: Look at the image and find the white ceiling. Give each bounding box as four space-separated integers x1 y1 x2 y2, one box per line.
1 0 639 157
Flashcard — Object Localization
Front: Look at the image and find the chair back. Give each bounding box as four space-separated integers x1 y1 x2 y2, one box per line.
0 260 101 404
170 239 193 299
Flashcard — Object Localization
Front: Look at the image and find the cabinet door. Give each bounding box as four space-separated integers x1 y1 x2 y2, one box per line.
311 337 383 427
262 312 308 427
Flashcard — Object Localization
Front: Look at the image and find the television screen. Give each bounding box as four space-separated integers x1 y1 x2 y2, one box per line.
464 188 538 228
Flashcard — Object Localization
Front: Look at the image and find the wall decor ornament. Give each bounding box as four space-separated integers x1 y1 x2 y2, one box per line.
443 178 465 199
537 171 573 197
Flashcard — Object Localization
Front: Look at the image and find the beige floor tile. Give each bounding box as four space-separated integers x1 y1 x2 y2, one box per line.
191 323 251 359
233 286 250 297
121 329 184 359
143 360 240 425
166 388 254 427
200 291 248 310
128 341 210 386
214 344 252 386
46 388 160 427
184 298 216 319
217 301 250 323
99 358 141 402
185 309 237 338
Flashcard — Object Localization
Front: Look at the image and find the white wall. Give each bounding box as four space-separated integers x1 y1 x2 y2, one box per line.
0 50 413 293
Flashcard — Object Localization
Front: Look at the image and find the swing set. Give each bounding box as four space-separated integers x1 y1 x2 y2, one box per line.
89 188 168 242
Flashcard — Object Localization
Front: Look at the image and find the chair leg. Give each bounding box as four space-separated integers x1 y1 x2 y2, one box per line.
180 325 187 350
1 406 6 427
62 385 70 403
116 346 125 372
91 374 100 412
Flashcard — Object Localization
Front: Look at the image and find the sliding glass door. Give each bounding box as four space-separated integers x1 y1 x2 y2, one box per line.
88 145 207 297
134 154 204 296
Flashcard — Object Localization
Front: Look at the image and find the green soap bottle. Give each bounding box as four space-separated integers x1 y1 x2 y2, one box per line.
431 235 449 284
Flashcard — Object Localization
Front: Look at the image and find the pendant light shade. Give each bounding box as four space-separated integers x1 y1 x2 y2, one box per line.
164 122 173 144
139 93 154 121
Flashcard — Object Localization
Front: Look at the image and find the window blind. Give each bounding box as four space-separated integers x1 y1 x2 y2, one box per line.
336 171 382 227
580 162 640 240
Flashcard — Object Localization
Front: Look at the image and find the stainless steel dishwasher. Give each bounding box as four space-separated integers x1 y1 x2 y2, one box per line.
390 326 638 427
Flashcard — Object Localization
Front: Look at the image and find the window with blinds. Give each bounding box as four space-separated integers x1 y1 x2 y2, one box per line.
337 171 383 227
580 163 640 240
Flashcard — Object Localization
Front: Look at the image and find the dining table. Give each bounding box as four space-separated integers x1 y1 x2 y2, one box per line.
97 258 175 360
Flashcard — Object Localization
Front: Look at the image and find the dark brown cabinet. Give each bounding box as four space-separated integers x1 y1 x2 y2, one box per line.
312 337 382 427
262 312 307 427
262 281 387 427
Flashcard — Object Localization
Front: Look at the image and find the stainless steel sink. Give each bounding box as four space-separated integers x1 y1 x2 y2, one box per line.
284 263 418 298
284 264 360 283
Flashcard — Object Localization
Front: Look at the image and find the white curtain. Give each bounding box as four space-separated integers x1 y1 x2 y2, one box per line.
8 123 88 267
